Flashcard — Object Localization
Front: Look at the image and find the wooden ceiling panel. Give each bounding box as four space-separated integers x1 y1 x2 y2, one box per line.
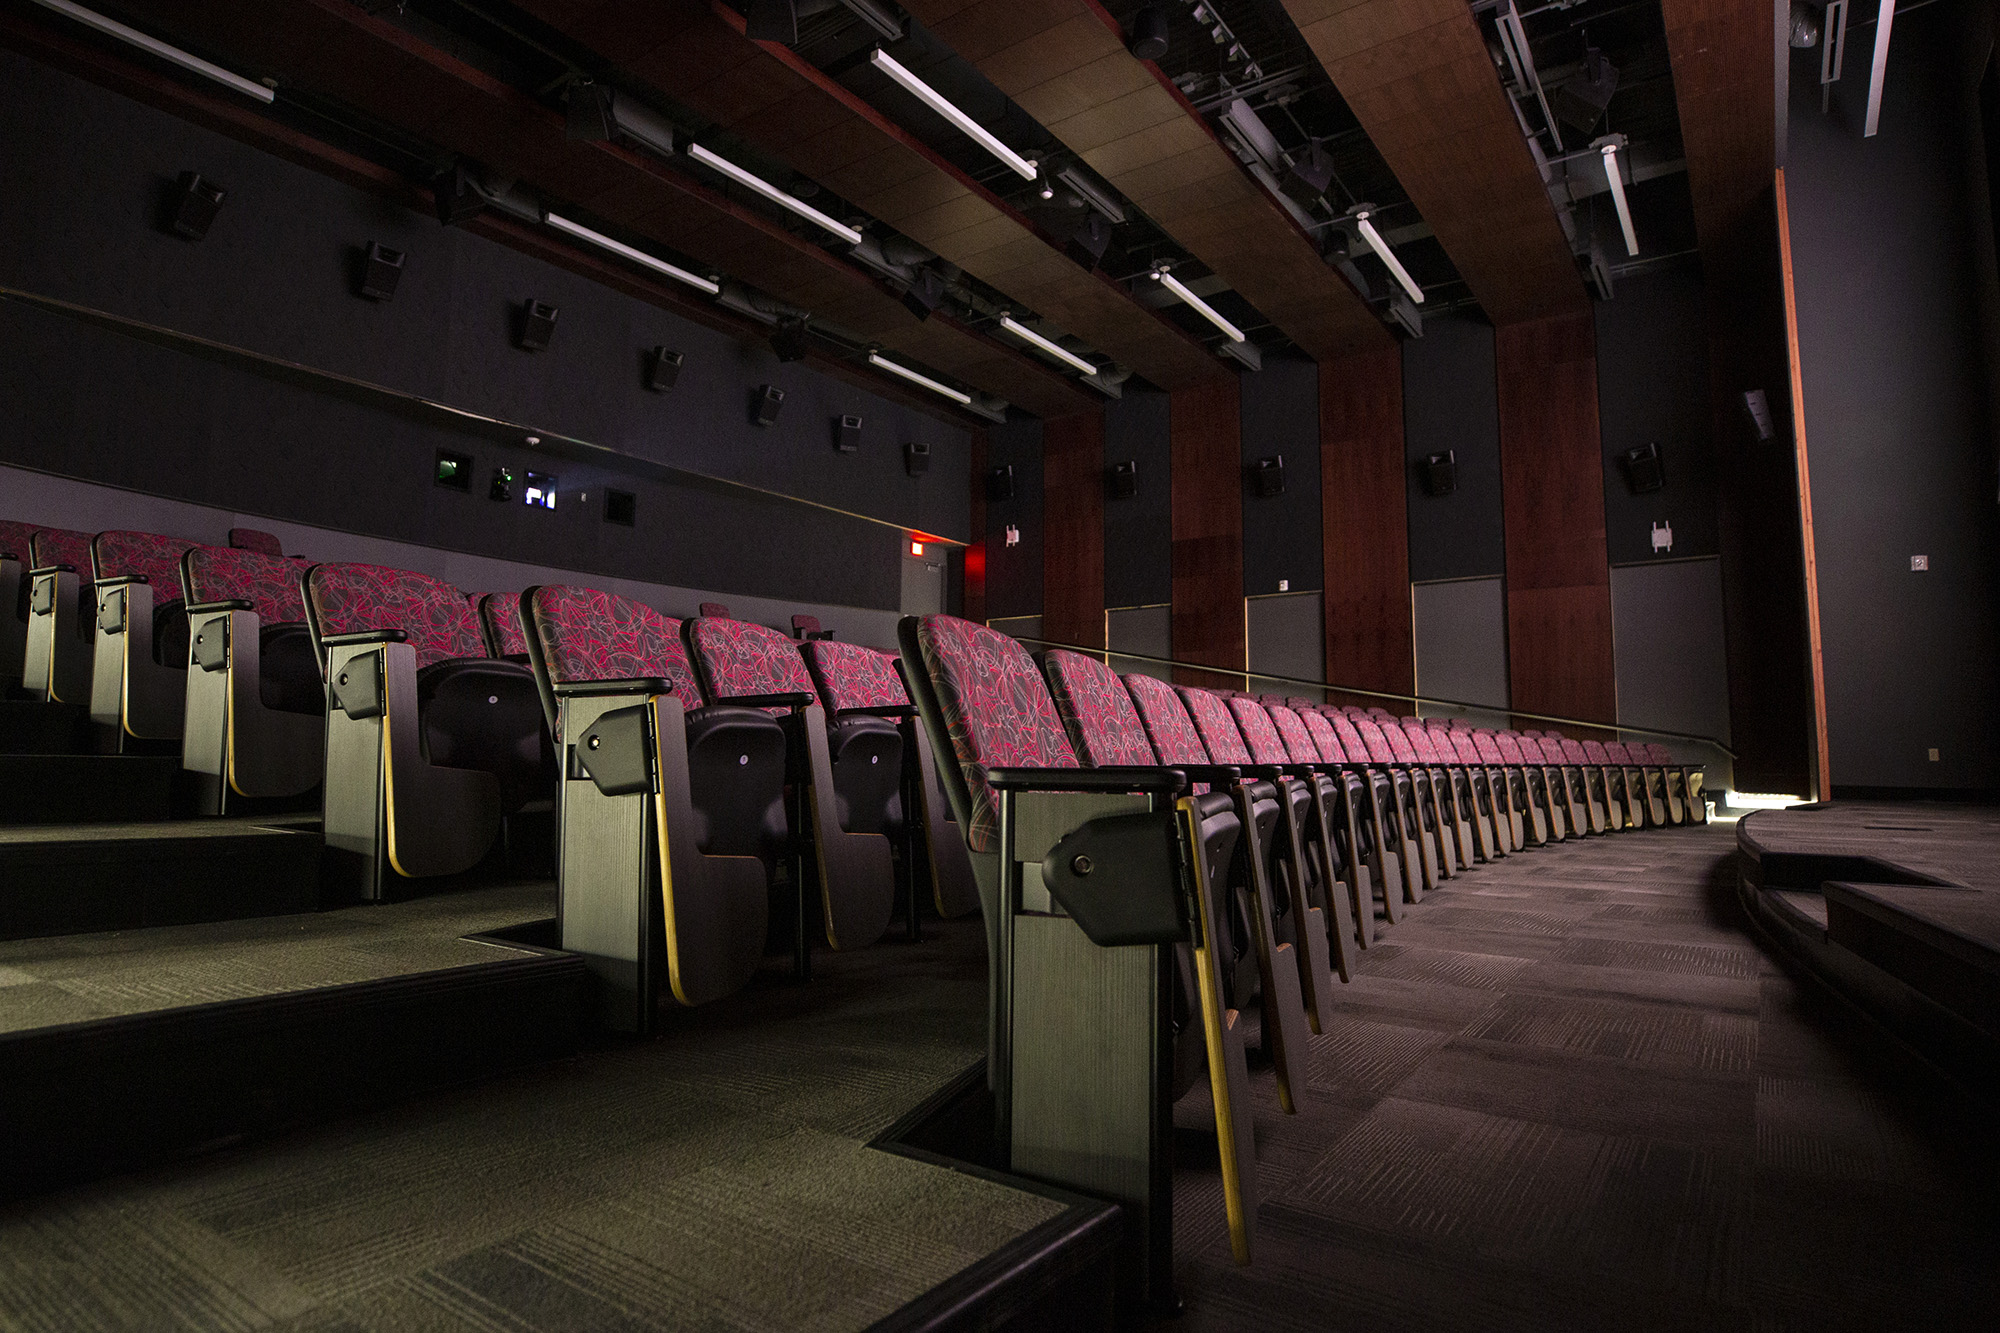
1281 0 1586 324
1658 0 1775 252
904 0 1389 360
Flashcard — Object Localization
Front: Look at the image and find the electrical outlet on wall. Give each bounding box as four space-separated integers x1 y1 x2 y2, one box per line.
1929 748 1940 762
1911 555 1929 571
1278 579 1289 592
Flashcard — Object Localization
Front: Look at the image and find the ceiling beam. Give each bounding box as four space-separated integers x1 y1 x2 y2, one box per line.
1279 0 1587 324
1657 0 1777 255
900 0 1391 360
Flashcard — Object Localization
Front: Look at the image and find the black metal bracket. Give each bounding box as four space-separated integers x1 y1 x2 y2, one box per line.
192 619 228 672
97 587 126 635
1040 810 1189 947
575 703 652 797
330 652 384 720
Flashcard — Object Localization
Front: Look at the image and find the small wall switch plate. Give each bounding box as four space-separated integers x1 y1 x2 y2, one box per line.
1278 579 1289 592
1911 555 1929 571
1929 747 1940 762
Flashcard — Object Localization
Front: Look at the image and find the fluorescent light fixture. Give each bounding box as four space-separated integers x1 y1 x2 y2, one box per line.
869 352 972 405
543 213 720 295
1152 269 1246 343
686 143 863 245
999 316 1097 375
869 49 1037 181
1863 0 1893 137
1353 211 1426 305
31 0 274 103
1600 144 1639 256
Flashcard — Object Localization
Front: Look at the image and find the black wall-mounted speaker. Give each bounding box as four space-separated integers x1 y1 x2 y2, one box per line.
986 463 1015 502
1251 455 1285 499
904 440 931 477
1108 459 1139 499
752 383 785 426
358 241 404 301
604 489 637 526
1623 442 1665 494
166 172 225 240
835 414 863 453
645 346 683 391
518 299 559 351
1422 450 1457 496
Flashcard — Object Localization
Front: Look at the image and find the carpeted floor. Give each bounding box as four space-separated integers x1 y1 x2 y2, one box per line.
0 914 1057 1332
1171 824 2000 1331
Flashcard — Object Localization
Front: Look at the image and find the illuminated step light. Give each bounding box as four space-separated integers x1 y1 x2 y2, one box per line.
1725 791 1808 810
686 143 862 245
868 352 972 405
543 212 720 295
31 0 274 103
869 49 1037 181
1151 268 1246 343
1597 139 1639 257
1351 210 1426 305
998 316 1097 375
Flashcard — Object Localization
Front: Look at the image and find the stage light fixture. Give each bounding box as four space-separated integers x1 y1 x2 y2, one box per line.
868 352 972 405
30 0 273 103
489 467 515 502
523 471 558 510
1351 209 1426 305
517 299 559 351
358 241 404 301
771 319 810 363
604 489 637 526
904 440 931 476
869 49 1037 180
164 172 225 240
1151 267 1246 343
686 143 862 244
1128 5 1169 61
752 383 786 426
543 212 720 294
834 414 863 453
999 316 1097 375
1596 139 1639 257
645 346 683 391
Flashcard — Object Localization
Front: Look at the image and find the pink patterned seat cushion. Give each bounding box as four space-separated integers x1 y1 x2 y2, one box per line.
478 592 530 657
1446 730 1484 766
1351 717 1398 764
1493 732 1529 765
1264 704 1320 764
1225 697 1291 765
0 520 40 562
1582 740 1612 764
527 586 703 701
1381 720 1421 765
1042 650 1156 768
93 532 197 604
1178 688 1253 765
915 615 1077 853
687 617 823 712
184 546 307 624
30 529 94 579
1645 743 1677 766
1605 742 1638 765
1122 674 1212 766
228 528 284 557
1400 720 1443 765
308 563 488 670
803 640 910 713
1559 738 1591 765
1298 708 1347 763
1473 731 1506 765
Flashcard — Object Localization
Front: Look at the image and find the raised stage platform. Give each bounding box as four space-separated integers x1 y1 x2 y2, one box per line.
1738 801 2000 1100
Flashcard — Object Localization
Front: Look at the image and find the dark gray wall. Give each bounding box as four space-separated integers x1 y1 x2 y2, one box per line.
1787 4 2000 788
1102 388 1172 608
1239 358 1321 596
0 50 970 612
1594 261 1720 563
1403 314 1504 582
981 418 1044 620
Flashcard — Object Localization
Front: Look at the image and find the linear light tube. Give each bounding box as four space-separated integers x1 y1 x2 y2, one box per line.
1152 270 1246 343
869 352 972 405
869 49 1037 180
1353 211 1426 305
543 213 720 294
31 0 274 103
1863 0 1894 137
1600 145 1639 257
999 317 1097 375
686 143 863 245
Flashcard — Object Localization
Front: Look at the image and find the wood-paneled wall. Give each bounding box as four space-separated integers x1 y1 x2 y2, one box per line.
1321 350 1414 699
1041 411 1106 650
1171 378 1246 685
1496 313 1618 724
963 427 987 625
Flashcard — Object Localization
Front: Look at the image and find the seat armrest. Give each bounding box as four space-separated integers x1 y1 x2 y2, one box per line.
186 599 256 615
1176 763 1245 786
93 574 149 589
713 690 815 708
989 766 1186 795
554 677 675 698
28 564 77 576
321 629 409 647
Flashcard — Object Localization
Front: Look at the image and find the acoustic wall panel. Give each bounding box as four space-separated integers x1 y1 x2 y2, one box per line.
1413 577 1509 711
1248 592 1324 691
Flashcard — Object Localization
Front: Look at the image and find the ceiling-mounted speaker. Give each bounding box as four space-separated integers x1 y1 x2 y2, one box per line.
986 464 1015 502
1065 214 1112 270
517 299 559 351
744 0 798 44
1283 141 1336 209
1108 459 1138 500
1422 450 1457 496
900 268 945 321
1127 5 1169 62
645 346 683 391
358 241 404 301
1623 442 1665 494
566 81 615 142
165 172 225 240
904 440 931 476
834 414 863 453
752 383 785 426
1251 455 1285 499
433 161 486 226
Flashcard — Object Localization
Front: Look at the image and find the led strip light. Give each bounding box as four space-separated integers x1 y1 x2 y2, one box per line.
31 0 274 103
1152 269 1246 343
869 49 1037 181
998 316 1096 375
543 213 720 295
1599 144 1639 257
868 352 972 405
1353 211 1426 305
686 143 863 245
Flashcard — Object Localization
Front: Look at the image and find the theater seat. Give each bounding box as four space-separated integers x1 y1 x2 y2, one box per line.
23 527 98 705
89 530 199 742
474 591 530 661
0 520 40 688
227 528 284 557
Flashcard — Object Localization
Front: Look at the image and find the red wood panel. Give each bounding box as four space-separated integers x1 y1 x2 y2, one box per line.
1040 411 1106 649
1659 0 1775 255
1496 313 1616 724
1320 350 1413 699
1170 378 1245 685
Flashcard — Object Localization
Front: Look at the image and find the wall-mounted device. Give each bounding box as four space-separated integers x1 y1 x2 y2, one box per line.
645 346 683 391
358 241 405 301
1651 520 1674 555
986 463 1015 501
1250 455 1285 499
523 471 558 510
518 299 559 352
903 440 931 476
752 383 785 426
435 449 473 492
1003 523 1021 547
604 489 636 526
1422 450 1457 496
166 171 225 240
489 467 515 502
1108 459 1138 499
1623 442 1665 494
834 414 863 453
